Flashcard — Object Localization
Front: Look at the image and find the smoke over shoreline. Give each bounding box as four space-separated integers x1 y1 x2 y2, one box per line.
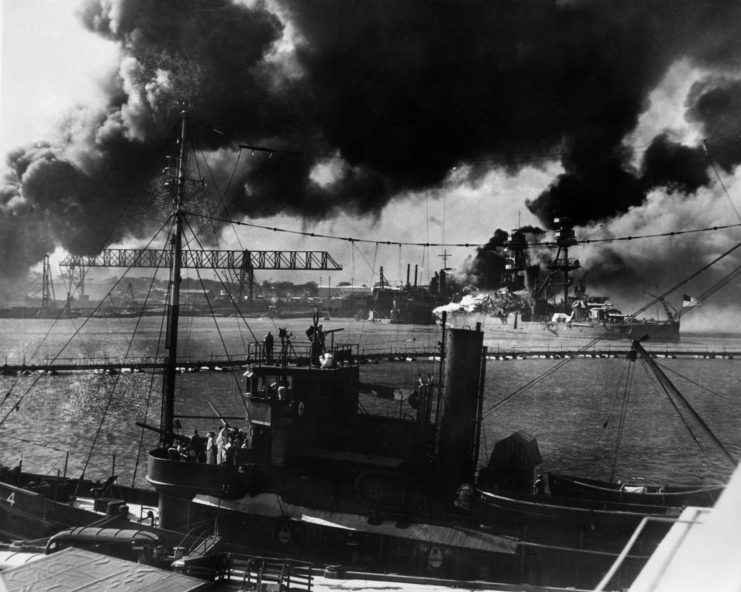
4 0 741 306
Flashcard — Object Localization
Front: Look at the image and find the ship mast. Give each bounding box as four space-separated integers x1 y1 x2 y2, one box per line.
547 218 580 312
161 108 188 447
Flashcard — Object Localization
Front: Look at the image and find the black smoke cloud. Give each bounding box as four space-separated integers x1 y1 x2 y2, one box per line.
5 0 741 293
469 229 510 290
468 226 546 290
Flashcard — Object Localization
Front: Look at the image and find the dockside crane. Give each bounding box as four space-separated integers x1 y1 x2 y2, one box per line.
59 248 342 306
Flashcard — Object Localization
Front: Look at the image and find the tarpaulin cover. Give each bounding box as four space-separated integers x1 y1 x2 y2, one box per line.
195 493 518 554
487 430 543 469
300 509 518 554
0 547 208 592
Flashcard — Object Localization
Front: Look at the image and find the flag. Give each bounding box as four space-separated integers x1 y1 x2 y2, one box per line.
682 295 699 308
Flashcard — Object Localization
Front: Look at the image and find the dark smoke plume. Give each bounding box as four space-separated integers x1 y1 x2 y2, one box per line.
468 226 546 290
469 229 510 290
5 0 741 294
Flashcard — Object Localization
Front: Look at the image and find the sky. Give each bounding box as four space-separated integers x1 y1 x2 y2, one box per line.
3 0 741 328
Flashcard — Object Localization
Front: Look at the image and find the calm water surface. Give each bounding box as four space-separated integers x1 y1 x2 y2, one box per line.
1 316 740 489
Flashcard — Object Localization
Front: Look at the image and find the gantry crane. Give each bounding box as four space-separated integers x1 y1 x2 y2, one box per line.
59 248 342 305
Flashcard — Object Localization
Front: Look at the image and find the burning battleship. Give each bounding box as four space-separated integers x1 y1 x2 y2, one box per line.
434 221 681 342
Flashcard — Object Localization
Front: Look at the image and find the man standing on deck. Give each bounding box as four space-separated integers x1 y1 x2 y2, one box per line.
264 331 274 363
216 425 228 464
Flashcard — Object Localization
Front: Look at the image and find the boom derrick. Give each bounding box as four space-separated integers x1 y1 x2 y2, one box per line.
631 339 736 467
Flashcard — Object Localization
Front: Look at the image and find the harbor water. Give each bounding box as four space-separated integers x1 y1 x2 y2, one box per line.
1 316 740 491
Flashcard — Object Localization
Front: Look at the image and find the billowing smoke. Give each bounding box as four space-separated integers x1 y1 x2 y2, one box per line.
468 229 510 290
465 226 547 290
5 0 741 306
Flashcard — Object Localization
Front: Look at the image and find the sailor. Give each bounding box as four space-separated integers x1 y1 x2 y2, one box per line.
454 482 472 511
224 434 237 465
190 429 206 462
205 432 217 464
216 425 228 464
264 331 274 363
533 473 546 495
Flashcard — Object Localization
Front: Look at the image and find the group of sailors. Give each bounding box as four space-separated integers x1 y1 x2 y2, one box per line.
167 425 254 465
262 317 331 367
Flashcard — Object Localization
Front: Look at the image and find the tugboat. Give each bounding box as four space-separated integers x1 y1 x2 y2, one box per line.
0 110 708 589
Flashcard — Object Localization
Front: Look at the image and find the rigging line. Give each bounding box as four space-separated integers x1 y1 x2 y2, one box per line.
482 307 663 420
182 220 252 412
483 256 729 418
180 218 259 345
2 434 143 463
696 264 741 299
75 370 129 492
677 262 741 319
609 361 634 482
44 216 178 367
637 356 706 453
2 381 18 404
77 253 173 493
600 357 629 436
626 241 741 322
187 257 248 410
660 363 733 403
634 341 736 466
351 239 356 290
703 140 741 224
480 300 668 419
0 215 175 426
190 126 248 252
187 211 741 249
234 137 696 170
425 194 431 282
0 255 162 424
186 130 280 346
186 126 222 245
481 355 576 418
348 241 378 277
397 244 402 285
189 211 485 248
575 224 741 245
131 256 171 486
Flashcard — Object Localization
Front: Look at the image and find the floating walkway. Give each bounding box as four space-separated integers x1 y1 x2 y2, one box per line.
0 346 738 375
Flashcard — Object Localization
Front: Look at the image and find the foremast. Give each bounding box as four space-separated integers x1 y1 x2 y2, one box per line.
547 218 580 313
161 108 188 448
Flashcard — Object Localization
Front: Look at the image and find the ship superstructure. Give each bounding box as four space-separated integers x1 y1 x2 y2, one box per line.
434 221 680 342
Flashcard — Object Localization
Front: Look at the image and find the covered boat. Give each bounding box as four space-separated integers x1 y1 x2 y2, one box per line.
548 473 724 507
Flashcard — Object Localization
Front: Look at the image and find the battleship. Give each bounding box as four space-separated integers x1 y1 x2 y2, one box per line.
434 223 681 342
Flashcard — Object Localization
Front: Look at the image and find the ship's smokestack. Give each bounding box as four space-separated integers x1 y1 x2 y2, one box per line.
437 326 486 496
406 264 410 287
414 264 418 287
